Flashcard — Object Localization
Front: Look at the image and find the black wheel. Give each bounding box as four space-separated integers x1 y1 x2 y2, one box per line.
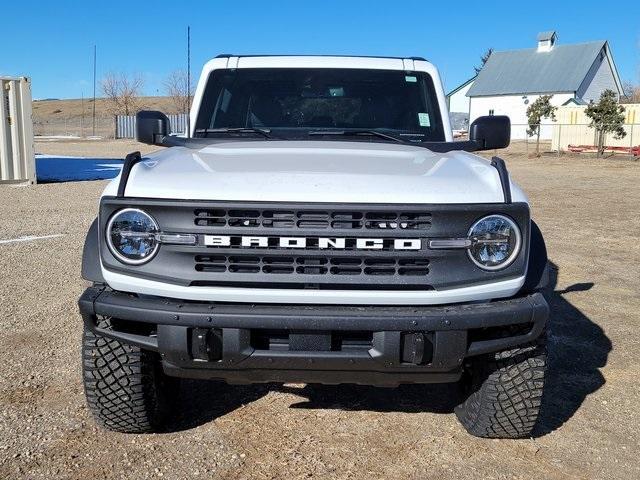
82 317 177 433
455 334 547 439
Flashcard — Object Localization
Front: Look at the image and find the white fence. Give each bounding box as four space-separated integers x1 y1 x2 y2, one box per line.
508 123 639 154
551 123 638 152
116 114 188 139
1 77 35 184
33 114 114 139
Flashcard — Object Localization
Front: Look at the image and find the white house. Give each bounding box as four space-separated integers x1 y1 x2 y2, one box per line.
446 75 475 131
453 31 623 140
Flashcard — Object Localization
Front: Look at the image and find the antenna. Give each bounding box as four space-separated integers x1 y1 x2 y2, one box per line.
92 45 97 137
187 26 191 138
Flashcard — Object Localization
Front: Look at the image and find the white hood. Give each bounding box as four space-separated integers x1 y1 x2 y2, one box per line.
105 140 525 204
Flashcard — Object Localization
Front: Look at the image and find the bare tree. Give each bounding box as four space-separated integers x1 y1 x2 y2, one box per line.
164 70 193 114
474 48 494 74
101 72 144 116
620 80 640 104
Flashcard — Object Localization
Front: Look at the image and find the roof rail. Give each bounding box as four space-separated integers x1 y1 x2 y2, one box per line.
212 54 428 61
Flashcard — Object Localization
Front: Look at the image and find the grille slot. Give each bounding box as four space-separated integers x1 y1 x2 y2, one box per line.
194 209 226 227
193 208 431 231
194 254 429 277
263 211 295 228
296 211 329 229
194 254 226 273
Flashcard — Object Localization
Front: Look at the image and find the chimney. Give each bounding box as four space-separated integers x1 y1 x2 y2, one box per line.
537 31 557 52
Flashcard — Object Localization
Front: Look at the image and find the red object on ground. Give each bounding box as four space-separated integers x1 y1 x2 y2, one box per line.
567 145 640 156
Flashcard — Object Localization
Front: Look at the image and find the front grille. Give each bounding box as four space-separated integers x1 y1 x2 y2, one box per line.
194 208 432 231
195 254 429 277
189 205 433 287
100 198 530 292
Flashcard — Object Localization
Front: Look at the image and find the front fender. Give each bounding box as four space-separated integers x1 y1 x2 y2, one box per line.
81 218 105 283
521 220 549 293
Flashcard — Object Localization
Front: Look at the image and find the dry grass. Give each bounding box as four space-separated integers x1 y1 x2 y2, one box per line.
32 96 175 119
0 141 639 479
32 97 176 138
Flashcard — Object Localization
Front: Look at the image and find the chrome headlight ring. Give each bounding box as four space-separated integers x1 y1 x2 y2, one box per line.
466 214 522 271
106 208 160 265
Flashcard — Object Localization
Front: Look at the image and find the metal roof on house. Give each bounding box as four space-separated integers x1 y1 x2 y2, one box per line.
563 97 588 106
446 75 476 97
467 41 606 97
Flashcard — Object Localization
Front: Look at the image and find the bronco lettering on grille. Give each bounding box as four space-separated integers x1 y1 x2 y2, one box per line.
203 235 422 251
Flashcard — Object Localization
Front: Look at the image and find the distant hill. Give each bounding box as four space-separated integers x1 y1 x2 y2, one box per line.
32 96 177 121
32 96 179 137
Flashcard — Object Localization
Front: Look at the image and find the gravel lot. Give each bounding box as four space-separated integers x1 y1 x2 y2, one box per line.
1 140 639 479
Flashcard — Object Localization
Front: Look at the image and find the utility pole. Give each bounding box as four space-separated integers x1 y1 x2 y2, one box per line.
92 45 97 137
187 26 191 138
81 92 84 137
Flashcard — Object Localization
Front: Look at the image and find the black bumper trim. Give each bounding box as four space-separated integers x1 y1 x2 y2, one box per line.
79 287 548 386
79 287 547 335
161 363 462 386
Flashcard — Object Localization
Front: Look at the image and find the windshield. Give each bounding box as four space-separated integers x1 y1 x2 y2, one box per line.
195 68 445 142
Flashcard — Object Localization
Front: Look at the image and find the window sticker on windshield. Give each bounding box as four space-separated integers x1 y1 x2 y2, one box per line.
405 75 417 83
418 112 431 127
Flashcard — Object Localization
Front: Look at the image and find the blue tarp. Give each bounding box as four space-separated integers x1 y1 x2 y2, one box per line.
35 155 123 182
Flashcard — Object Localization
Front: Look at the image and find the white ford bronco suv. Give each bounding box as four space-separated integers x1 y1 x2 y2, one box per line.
79 55 549 438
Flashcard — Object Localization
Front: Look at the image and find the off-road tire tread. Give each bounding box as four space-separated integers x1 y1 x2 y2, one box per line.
82 318 171 433
456 335 547 439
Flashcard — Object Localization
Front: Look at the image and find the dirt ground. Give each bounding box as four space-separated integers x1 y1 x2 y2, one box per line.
34 137 162 158
0 139 639 479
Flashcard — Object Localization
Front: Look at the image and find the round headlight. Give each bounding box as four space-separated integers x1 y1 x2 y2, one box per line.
106 208 160 265
467 215 521 270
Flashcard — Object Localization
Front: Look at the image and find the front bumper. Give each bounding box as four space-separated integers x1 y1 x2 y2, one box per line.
79 287 549 387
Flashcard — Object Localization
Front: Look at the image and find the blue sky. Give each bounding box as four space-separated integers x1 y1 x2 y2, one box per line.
2 0 639 99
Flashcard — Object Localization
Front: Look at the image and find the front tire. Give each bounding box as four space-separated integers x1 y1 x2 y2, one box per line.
82 318 176 433
455 334 547 438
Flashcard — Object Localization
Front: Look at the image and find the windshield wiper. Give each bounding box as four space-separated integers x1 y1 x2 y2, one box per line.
308 129 409 144
196 127 272 139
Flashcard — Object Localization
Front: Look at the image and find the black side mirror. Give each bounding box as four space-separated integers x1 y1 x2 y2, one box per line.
469 115 510 150
136 110 171 145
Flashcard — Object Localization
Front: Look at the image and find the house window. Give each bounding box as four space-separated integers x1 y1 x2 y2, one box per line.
488 109 495 116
